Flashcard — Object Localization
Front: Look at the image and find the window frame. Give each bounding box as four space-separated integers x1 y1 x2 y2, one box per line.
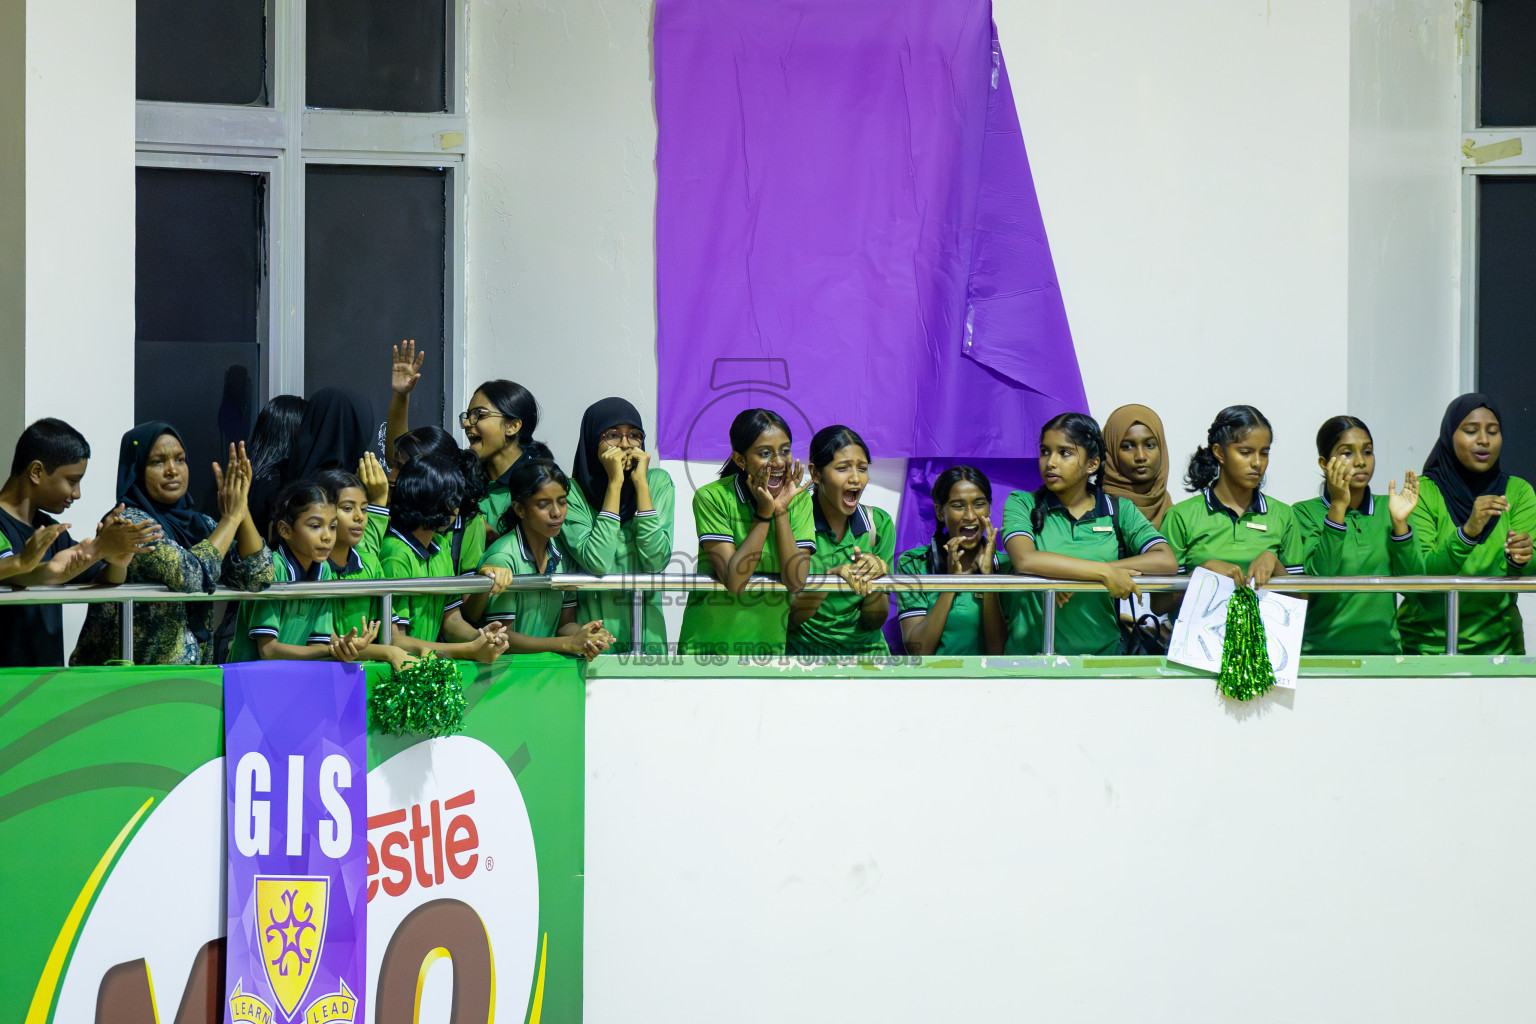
1460 1 1536 395
134 0 468 428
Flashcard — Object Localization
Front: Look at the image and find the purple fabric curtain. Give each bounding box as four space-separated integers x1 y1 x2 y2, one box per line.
655 0 1086 607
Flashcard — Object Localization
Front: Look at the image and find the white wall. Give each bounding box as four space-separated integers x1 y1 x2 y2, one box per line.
14 0 136 644
0 0 23 452
1346 0 1462 490
587 673 1536 1023
465 0 657 470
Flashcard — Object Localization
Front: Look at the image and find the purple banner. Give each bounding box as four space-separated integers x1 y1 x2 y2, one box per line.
225 663 367 1024
655 0 1087 465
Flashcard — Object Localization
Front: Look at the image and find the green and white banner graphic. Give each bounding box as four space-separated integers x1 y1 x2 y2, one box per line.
0 656 584 1024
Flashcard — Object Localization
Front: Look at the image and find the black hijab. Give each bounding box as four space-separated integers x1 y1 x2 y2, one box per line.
571 398 645 520
285 387 375 483
1422 393 1510 541
117 423 213 551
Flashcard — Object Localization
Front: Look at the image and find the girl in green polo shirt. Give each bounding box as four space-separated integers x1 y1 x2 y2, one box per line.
1161 405 1305 589
383 344 549 548
897 466 1011 656
467 459 615 659
1002 413 1176 655
459 379 553 545
788 425 895 657
380 455 511 663
562 398 675 654
230 481 375 663
1293 416 1423 655
677 408 816 658
1397 394 1535 655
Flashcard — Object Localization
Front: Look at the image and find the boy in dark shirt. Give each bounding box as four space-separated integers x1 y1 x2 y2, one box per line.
0 418 161 667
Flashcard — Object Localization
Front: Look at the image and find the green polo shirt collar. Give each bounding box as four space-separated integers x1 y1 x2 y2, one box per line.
334 546 364 575
388 524 441 561
1041 488 1115 522
812 499 873 538
277 542 328 582
1203 486 1267 520
516 524 565 573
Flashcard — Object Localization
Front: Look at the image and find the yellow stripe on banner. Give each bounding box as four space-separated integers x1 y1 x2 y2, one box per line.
527 933 549 1024
414 947 451 1022
25 797 155 1024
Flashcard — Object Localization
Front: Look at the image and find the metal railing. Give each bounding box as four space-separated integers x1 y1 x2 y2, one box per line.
6 572 1528 661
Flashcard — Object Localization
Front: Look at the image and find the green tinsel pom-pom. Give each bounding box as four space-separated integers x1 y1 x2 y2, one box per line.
1218 586 1276 701
369 652 468 737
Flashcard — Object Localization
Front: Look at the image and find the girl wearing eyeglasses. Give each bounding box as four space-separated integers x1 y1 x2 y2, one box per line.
556 399 676 654
383 343 552 547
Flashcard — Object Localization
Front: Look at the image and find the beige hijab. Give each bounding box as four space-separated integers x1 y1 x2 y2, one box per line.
1102 404 1173 528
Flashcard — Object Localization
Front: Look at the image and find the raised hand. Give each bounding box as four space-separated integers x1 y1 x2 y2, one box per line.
944 532 972 575
358 451 390 507
1387 470 1419 533
1465 493 1510 539
1324 455 1353 511
772 459 807 514
14 522 70 573
391 340 424 396
747 464 776 518
214 442 253 523
977 519 997 575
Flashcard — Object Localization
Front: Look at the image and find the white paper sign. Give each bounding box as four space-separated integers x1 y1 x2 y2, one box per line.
1166 567 1308 690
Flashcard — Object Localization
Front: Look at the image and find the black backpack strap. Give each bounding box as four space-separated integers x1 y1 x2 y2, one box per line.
452 516 466 574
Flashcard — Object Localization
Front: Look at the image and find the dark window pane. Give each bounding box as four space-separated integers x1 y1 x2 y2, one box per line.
1481 3 1536 126
307 0 446 112
136 168 265 516
137 0 268 105
305 165 446 439
1476 176 1536 484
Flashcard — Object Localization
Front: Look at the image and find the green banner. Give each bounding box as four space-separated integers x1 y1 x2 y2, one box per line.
0 656 584 1024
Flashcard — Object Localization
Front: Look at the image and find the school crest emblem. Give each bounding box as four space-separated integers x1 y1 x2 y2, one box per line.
256 876 329 1019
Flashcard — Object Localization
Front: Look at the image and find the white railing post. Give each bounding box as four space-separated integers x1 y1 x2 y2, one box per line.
1445 592 1460 656
120 599 134 663
1042 591 1056 655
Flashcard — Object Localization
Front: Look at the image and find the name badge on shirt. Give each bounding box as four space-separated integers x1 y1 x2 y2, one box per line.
1244 521 1268 532
1091 525 1113 533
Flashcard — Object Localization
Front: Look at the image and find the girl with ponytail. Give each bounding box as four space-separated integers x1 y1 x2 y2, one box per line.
894 466 1011 656
462 379 553 543
787 425 896 657
1000 412 1175 655
677 407 816 657
1161 405 1305 590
